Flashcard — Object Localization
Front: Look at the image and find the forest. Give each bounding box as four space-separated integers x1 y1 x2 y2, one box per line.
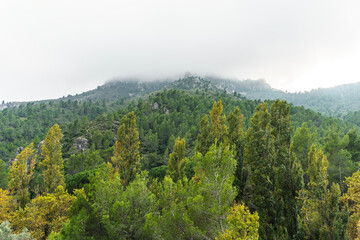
1 82 360 239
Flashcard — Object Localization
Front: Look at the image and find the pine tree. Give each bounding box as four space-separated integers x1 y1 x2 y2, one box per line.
270 99 303 238
8 143 36 208
299 144 344 240
196 115 213 156
40 124 65 194
167 137 187 182
196 100 228 155
227 107 246 199
244 103 277 238
111 112 140 186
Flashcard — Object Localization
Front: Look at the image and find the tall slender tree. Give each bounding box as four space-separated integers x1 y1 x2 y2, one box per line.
245 103 277 238
167 137 187 182
111 112 140 186
8 143 36 208
40 124 65 194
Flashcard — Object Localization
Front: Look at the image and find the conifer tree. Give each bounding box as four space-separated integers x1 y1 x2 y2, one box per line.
244 103 277 238
270 99 303 238
227 107 245 199
111 112 140 186
299 144 344 239
197 100 228 155
210 100 228 144
40 124 65 194
8 143 36 208
196 115 213 156
167 137 187 182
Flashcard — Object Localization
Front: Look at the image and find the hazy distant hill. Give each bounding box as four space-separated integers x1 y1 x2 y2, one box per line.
2 74 360 117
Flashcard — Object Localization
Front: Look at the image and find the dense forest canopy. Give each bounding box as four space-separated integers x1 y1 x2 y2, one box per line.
1 76 360 239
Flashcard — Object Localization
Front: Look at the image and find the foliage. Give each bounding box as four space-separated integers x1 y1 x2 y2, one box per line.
0 159 8 189
0 189 15 222
8 185 75 240
8 143 36 208
167 138 187 182
111 112 140 186
216 203 259 240
298 145 346 239
40 124 65 193
0 221 32 240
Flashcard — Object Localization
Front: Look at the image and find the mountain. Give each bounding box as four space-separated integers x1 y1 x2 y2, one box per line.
1 74 360 117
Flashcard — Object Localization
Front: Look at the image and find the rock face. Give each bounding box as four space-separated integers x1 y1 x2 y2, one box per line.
74 137 89 152
15 147 24 157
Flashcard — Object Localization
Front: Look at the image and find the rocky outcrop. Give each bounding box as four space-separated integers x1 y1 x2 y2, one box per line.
74 137 89 152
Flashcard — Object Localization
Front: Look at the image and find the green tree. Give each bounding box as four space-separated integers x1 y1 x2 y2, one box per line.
270 99 303 239
291 122 316 185
227 107 246 199
298 145 345 240
324 125 356 192
111 112 140 186
196 115 213 156
167 137 187 182
245 103 277 238
40 124 65 193
8 143 36 208
210 100 228 144
0 159 8 189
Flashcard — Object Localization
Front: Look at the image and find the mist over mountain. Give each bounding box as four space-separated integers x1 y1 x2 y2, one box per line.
1 74 360 118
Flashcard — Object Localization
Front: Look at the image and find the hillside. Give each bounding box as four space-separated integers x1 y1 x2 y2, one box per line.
1 75 359 118
1 81 360 239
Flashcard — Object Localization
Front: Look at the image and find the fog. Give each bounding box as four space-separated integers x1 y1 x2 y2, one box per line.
1 0 359 101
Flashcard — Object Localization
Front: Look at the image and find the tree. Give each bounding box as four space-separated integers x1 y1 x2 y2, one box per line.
0 221 31 240
245 101 303 239
291 122 316 185
216 203 259 240
342 168 360 239
9 185 75 240
8 143 36 208
270 99 303 239
0 159 8 189
210 100 228 144
227 107 246 199
111 112 140 186
191 143 237 238
324 125 356 192
196 115 213 156
0 188 15 222
40 124 65 193
245 103 277 238
196 100 228 156
298 145 345 240
167 137 187 182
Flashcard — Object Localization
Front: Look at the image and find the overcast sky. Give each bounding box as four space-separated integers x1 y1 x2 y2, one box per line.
1 0 360 102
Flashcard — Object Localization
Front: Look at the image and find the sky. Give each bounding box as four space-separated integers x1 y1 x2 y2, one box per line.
1 0 360 102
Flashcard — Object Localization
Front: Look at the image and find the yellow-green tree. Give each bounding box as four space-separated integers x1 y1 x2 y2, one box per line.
111 112 140 186
8 143 36 208
210 100 228 144
299 144 344 239
196 100 228 155
217 203 259 240
167 137 187 182
342 168 360 239
0 188 15 222
40 124 65 194
9 185 75 240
